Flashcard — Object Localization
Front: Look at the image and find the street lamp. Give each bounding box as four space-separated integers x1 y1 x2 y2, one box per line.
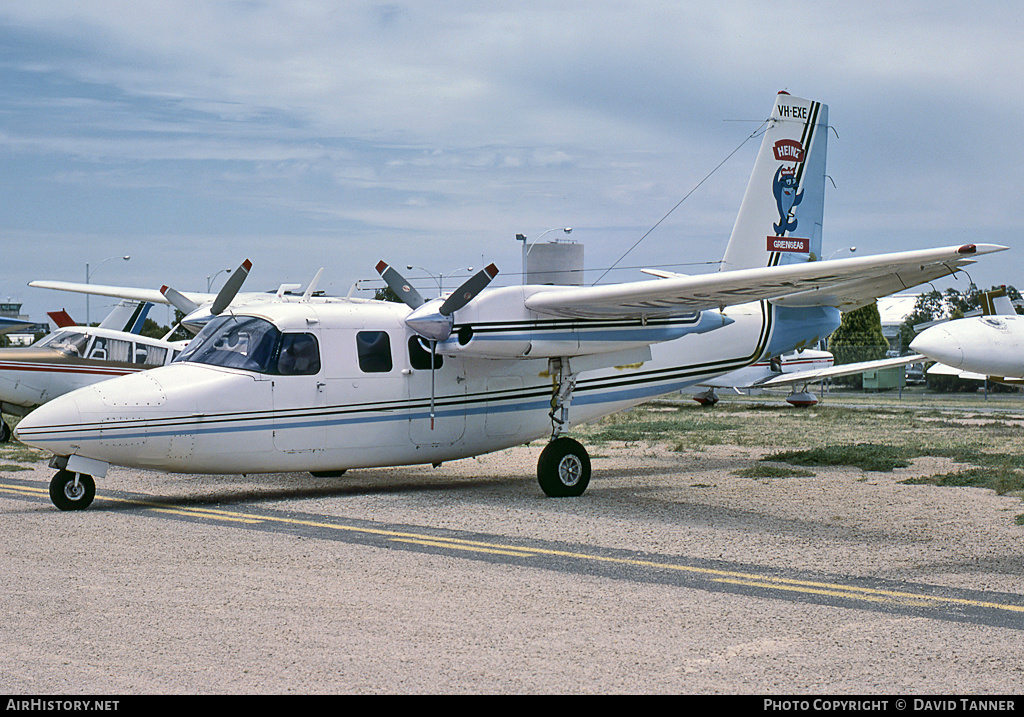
826 246 856 260
405 265 473 297
207 268 233 292
85 255 130 325
518 227 572 284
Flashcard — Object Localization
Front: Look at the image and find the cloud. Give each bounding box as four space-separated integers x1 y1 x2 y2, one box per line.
1 2 1022 321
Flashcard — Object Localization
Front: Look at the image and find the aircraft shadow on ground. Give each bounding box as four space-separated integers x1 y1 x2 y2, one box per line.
89 471 527 511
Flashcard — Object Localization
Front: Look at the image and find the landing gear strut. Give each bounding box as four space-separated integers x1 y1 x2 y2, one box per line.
537 358 592 497
49 470 95 511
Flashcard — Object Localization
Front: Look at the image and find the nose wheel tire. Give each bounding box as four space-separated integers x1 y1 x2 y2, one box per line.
49 470 96 511
537 437 591 497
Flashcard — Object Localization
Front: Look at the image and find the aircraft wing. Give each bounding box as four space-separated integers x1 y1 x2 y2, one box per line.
925 362 987 382
755 354 925 388
524 244 1004 319
0 317 35 335
28 280 213 308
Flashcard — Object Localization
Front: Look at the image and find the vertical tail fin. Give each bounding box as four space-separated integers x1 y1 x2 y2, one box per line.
97 299 153 333
720 92 829 271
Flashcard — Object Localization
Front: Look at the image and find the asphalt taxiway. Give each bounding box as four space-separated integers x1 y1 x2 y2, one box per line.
2 443 1022 693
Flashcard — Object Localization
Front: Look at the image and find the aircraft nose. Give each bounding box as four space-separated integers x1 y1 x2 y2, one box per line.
910 326 963 368
13 389 85 454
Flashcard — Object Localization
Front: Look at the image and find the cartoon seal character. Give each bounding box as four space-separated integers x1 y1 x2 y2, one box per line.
773 165 802 234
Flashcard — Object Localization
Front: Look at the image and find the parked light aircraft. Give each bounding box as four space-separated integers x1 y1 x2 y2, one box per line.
16 92 1006 510
692 349 927 407
0 300 186 443
691 348 834 405
0 317 36 336
910 288 1024 381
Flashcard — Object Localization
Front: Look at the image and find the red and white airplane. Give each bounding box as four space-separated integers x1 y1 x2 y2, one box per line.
0 301 185 442
16 92 1005 510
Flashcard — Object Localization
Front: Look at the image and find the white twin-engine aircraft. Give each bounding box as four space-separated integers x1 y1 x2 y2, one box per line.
17 92 1006 510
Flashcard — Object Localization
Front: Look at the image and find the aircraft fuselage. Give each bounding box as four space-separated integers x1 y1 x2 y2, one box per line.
15 297 839 475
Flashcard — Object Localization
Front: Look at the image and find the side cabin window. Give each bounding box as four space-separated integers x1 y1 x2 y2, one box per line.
88 337 132 363
277 333 321 375
408 335 443 370
134 344 168 367
356 331 392 373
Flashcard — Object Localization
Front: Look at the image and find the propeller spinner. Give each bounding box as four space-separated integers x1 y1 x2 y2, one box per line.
375 260 498 431
376 261 498 342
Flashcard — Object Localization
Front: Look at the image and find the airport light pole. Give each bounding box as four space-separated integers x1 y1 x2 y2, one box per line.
85 255 130 325
826 246 856 260
206 268 232 292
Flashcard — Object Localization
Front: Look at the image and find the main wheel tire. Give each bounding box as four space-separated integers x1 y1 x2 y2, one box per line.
537 437 592 497
49 470 96 511
0 420 10 443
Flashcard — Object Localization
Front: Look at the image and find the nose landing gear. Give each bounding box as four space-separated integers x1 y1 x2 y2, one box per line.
49 470 96 511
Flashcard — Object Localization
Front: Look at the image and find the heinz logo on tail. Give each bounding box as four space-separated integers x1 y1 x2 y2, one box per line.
773 139 805 162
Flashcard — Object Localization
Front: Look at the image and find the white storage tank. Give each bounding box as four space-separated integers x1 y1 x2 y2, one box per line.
524 241 585 286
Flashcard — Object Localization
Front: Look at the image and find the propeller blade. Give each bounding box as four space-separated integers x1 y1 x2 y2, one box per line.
375 261 426 309
160 286 200 315
211 259 252 315
439 263 498 316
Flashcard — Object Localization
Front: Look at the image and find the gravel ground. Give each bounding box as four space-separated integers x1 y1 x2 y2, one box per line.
2 438 1022 694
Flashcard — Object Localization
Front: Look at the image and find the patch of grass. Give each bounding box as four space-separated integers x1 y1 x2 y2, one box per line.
902 466 1024 496
0 463 31 472
762 443 914 472
0 441 47 467
582 411 737 445
734 464 814 479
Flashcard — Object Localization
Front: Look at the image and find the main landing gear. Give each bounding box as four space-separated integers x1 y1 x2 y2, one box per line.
0 419 11 443
537 358 592 497
49 470 96 511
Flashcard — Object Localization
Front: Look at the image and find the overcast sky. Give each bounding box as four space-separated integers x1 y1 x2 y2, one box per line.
2 1 1021 324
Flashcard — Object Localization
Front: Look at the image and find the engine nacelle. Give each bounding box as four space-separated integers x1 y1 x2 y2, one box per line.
436 285 732 359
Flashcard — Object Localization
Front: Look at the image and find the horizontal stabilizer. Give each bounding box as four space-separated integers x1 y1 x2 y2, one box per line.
756 354 925 388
